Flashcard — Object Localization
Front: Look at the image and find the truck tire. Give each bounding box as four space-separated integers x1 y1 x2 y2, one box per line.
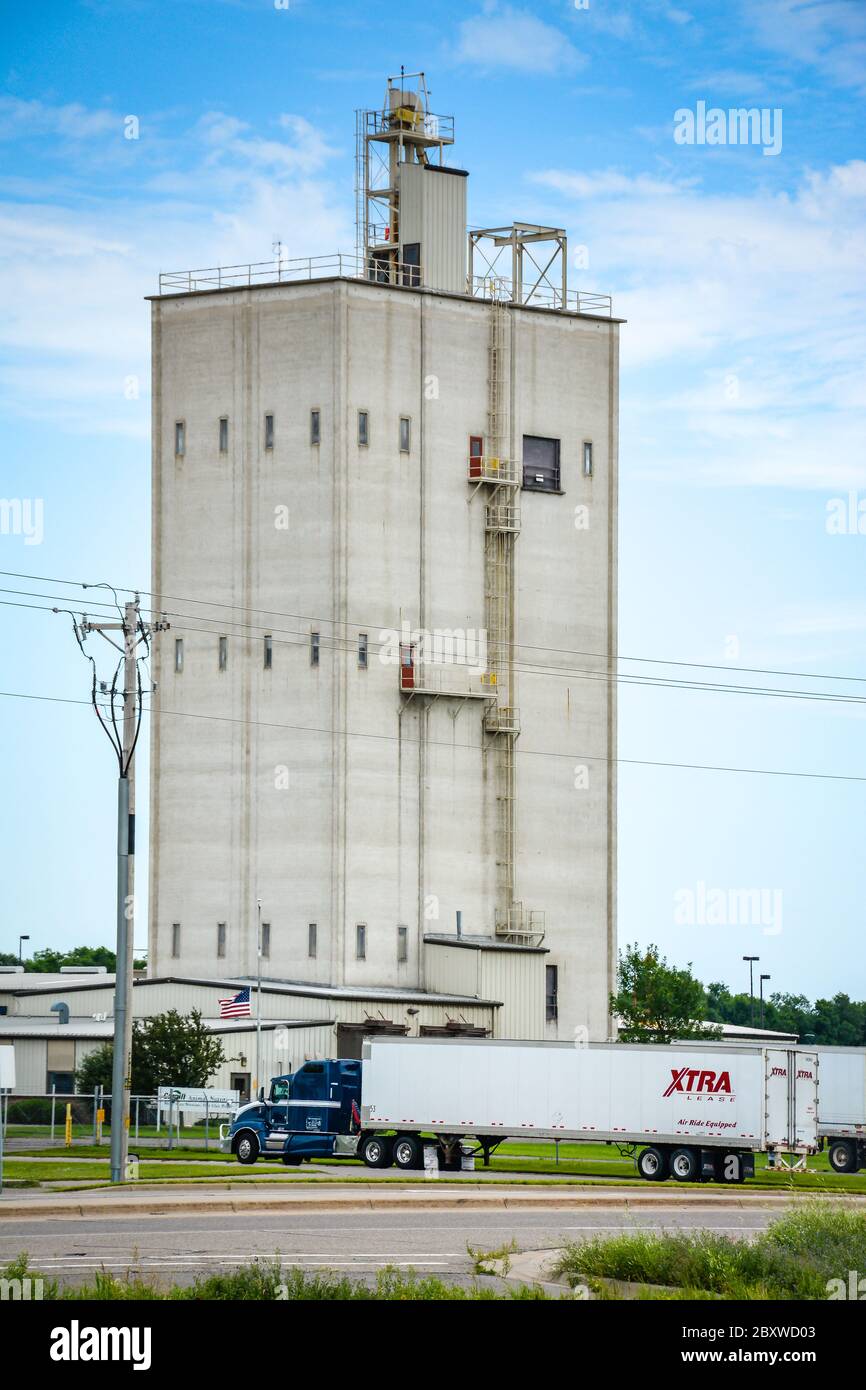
360 1134 392 1168
670 1146 700 1182
282 1154 302 1166
828 1139 858 1174
392 1135 422 1170
637 1146 669 1182
234 1130 259 1165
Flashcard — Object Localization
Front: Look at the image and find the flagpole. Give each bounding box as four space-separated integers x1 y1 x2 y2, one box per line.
255 898 262 1097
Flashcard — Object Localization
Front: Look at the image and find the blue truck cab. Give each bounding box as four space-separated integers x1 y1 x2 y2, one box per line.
220 1059 363 1166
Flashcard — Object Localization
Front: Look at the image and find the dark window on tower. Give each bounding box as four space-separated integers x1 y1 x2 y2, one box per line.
358 410 369 447
356 923 367 960
174 638 184 673
217 922 227 959
308 923 317 958
174 421 185 457
218 635 228 670
171 923 181 958
264 635 273 669
397 925 408 963
261 923 271 959
545 964 559 1022
402 242 421 287
264 414 274 451
583 440 593 477
523 436 561 492
399 417 411 454
219 417 229 453
358 633 368 668
310 409 321 445
310 631 320 667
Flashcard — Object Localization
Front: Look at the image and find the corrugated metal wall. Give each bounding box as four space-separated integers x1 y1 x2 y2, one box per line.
398 163 467 295
425 944 545 1040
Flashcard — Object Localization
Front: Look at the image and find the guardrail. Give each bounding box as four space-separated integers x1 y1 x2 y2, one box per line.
158 254 613 316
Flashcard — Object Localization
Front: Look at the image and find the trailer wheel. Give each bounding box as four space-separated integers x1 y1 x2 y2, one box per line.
637 1146 669 1182
360 1134 392 1168
233 1131 259 1165
392 1135 422 1170
828 1139 858 1174
670 1146 700 1182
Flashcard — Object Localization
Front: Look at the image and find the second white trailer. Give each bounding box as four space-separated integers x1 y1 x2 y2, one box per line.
815 1046 866 1173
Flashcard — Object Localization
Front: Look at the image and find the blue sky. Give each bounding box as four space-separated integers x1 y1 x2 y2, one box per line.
1 0 865 1000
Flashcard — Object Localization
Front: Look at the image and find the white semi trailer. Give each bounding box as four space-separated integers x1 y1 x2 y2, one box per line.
360 1037 819 1182
814 1046 866 1173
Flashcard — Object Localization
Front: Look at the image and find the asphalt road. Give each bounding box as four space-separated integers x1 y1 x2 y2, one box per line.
0 1204 780 1290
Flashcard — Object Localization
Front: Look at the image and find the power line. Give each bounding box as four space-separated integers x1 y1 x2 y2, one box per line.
1 684 865 785
5 593 866 710
3 567 865 688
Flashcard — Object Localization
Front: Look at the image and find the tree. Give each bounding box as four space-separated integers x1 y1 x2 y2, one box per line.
611 943 721 1044
22 945 147 972
74 1010 225 1095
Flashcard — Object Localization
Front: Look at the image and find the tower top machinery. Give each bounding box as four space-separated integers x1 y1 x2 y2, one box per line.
355 70 467 294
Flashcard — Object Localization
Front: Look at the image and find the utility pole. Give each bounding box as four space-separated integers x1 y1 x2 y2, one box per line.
255 898 262 1098
57 589 168 1183
743 955 759 1030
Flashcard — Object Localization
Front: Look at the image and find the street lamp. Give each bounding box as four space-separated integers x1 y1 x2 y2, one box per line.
743 956 759 1028
18 935 29 965
760 974 771 1031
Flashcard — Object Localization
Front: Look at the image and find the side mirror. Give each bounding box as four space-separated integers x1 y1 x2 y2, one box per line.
258 1086 265 1102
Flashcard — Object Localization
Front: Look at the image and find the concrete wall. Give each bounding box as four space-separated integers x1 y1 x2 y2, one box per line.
150 277 618 1040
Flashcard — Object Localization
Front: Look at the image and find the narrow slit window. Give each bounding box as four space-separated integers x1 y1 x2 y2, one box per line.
358 633 368 669
310 409 321 445
219 417 229 453
310 631 320 667
264 635 273 669
399 416 411 453
358 410 369 447
174 638 184 673
583 440 593 477
264 414 274 451
308 922 317 959
397 925 408 963
218 635 228 670
356 923 367 960
171 923 181 958
546 963 559 1022
261 923 271 960
174 421 185 457
217 922 227 959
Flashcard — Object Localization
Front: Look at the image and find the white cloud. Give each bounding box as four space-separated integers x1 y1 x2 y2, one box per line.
0 105 350 438
743 0 866 94
453 4 586 75
0 97 118 141
533 156 866 490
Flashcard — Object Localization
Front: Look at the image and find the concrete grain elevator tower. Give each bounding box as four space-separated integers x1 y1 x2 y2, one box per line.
148 73 619 1043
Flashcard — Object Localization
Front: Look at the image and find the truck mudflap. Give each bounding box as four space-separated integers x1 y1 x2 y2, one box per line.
219 1123 232 1153
334 1133 360 1157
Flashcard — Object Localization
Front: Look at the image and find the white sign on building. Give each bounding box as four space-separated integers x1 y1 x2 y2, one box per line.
0 1046 15 1090
157 1086 238 1117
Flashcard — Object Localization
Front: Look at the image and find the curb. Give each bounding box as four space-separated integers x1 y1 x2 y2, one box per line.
2 1183 857 1220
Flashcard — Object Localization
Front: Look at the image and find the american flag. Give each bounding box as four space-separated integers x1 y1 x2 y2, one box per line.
218 987 252 1019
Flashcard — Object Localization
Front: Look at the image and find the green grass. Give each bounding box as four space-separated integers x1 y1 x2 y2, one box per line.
0 1254 552 1301
554 1203 866 1300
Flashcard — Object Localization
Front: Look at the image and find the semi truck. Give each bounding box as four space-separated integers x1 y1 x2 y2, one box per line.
221 1037 819 1183
815 1046 866 1173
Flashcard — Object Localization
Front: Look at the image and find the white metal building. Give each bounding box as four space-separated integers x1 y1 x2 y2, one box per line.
147 75 620 1042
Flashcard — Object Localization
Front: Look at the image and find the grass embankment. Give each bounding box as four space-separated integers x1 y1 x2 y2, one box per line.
6 1142 866 1193
0 1255 549 1301
554 1204 866 1300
